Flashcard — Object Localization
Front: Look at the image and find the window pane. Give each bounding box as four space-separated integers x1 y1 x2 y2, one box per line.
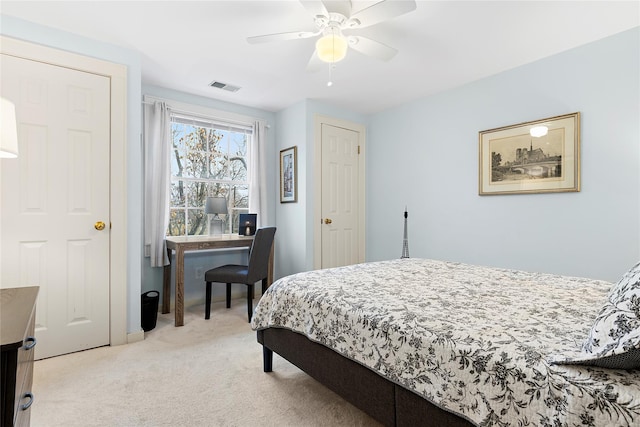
229 157 246 181
231 185 248 209
171 124 187 177
187 209 207 236
206 183 229 200
186 181 207 208
168 209 185 236
186 150 209 178
221 216 230 234
170 181 186 207
172 123 187 150
208 151 227 180
226 132 247 181
218 131 229 180
192 127 208 151
206 130 225 180
230 132 247 155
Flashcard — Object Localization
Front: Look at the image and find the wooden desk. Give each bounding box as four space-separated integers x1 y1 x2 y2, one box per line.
163 235 274 327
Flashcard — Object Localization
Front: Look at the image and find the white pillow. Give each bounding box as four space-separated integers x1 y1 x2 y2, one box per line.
553 261 640 370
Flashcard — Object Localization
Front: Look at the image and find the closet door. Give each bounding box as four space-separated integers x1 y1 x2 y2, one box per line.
320 123 363 268
1 53 111 359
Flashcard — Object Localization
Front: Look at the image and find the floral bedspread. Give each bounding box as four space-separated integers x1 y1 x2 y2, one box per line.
251 258 640 427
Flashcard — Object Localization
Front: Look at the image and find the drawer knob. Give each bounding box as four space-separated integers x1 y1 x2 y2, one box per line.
24 336 37 350
21 392 34 410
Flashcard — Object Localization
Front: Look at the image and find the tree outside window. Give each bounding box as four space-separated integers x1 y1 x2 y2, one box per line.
168 116 249 236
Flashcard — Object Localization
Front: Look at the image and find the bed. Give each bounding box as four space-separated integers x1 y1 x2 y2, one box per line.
251 258 640 426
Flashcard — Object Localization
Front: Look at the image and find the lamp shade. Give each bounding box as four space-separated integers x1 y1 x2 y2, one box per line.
205 197 228 215
316 27 348 63
0 97 18 158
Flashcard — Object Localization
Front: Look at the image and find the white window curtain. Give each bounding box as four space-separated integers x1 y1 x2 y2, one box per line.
249 120 268 227
143 101 171 267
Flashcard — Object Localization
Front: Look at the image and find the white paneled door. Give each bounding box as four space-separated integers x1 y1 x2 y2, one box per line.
0 54 111 359
320 123 361 268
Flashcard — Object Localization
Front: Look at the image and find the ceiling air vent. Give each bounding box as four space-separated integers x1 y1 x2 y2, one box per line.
209 81 241 92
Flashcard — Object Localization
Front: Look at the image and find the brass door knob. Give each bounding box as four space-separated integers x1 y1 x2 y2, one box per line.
324 218 332 225
94 221 106 231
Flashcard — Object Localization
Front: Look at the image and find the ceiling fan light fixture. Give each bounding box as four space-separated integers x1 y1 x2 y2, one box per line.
315 27 348 63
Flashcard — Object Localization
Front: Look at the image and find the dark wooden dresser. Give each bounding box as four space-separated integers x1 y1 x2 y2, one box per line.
1 287 38 427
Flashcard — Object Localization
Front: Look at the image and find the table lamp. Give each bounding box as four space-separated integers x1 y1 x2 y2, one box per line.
205 196 228 236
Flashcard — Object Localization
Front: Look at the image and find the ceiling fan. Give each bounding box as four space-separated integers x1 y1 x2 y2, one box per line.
247 0 417 72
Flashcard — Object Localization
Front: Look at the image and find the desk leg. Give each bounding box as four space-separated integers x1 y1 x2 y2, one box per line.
175 247 185 326
162 247 171 314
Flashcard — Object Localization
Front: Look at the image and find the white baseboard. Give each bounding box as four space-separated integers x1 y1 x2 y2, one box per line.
127 329 145 343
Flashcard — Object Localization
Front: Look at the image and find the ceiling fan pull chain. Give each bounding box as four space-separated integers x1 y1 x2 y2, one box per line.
327 64 334 87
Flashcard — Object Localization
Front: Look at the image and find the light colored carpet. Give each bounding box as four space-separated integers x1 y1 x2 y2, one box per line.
31 301 382 427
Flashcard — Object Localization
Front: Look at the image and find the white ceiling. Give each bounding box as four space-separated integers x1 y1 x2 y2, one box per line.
1 1 638 114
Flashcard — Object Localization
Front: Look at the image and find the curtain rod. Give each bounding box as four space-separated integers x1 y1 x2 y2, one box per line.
142 99 270 129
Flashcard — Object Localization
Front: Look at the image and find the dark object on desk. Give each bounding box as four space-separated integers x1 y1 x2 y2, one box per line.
204 227 276 322
141 290 160 332
1 286 38 427
239 213 257 236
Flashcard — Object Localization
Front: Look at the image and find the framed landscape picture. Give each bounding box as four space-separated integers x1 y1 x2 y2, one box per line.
479 112 580 195
280 146 297 203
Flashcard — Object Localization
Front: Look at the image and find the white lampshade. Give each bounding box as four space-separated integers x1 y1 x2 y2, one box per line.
316 27 348 63
0 97 18 158
529 126 548 138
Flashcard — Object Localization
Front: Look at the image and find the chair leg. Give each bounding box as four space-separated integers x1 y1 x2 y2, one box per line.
205 282 212 319
226 283 231 308
261 278 268 295
247 283 254 322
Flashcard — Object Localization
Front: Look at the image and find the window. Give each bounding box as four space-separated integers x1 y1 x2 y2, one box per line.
168 112 251 236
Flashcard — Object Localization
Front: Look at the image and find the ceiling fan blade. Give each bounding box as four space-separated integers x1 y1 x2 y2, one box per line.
247 30 318 44
324 0 352 17
299 0 329 18
347 36 398 61
348 0 416 29
306 51 325 73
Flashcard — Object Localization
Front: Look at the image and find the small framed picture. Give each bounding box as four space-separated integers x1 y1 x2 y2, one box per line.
238 213 257 236
479 112 580 195
280 146 297 203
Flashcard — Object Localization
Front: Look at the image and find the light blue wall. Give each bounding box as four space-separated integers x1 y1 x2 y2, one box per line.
0 15 144 334
275 101 308 278
274 100 368 277
366 27 640 282
141 85 277 308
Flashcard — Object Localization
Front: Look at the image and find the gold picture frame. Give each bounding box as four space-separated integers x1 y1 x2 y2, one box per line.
479 112 580 195
280 146 297 203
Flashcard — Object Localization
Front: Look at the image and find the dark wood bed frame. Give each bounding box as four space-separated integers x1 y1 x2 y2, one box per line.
258 328 475 427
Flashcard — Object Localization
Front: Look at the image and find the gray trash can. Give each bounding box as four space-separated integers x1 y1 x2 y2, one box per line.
141 290 160 332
